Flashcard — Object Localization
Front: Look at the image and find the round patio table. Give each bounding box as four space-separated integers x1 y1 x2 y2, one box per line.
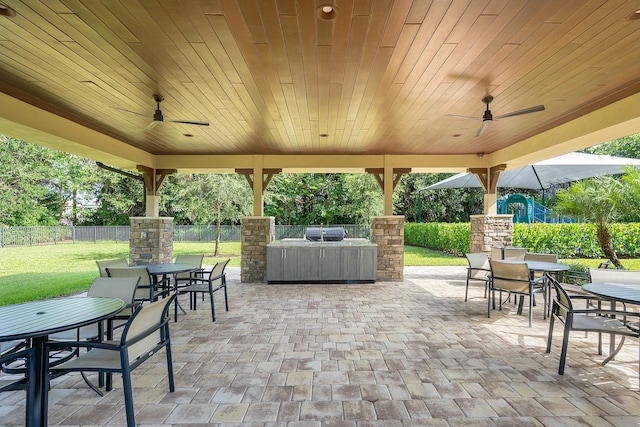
582 282 640 363
0 296 125 427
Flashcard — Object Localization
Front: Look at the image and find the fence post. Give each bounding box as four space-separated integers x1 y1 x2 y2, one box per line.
1 227 3 248
94 226 97 243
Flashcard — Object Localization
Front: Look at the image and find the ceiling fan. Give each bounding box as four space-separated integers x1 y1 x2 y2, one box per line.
119 94 210 130
446 96 544 137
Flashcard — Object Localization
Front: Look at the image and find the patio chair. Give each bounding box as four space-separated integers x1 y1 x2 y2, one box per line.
47 293 177 427
50 277 141 340
490 246 504 260
174 254 205 288
180 259 230 322
545 281 640 379
0 346 35 423
47 276 140 393
106 267 169 304
489 260 547 327
464 253 490 301
502 247 528 260
96 258 129 277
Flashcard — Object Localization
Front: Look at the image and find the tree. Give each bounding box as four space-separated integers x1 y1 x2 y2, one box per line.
584 133 640 159
161 174 252 255
0 136 65 225
553 177 626 268
264 173 382 225
395 173 484 222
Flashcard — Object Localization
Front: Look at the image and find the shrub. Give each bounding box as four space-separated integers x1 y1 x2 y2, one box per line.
406 222 640 259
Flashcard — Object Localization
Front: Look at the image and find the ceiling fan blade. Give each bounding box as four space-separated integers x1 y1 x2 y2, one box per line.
145 121 160 131
116 107 151 118
476 121 490 137
494 105 545 120
166 119 210 126
445 114 483 121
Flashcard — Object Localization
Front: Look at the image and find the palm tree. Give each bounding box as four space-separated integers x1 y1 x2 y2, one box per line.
554 176 625 269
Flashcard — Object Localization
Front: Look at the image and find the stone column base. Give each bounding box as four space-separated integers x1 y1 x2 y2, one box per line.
371 216 404 282
129 217 173 265
470 214 513 256
241 216 275 283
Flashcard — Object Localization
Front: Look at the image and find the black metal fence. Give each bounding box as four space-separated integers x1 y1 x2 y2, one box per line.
0 224 369 247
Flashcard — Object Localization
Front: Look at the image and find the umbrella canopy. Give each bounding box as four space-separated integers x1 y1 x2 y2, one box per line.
425 152 640 191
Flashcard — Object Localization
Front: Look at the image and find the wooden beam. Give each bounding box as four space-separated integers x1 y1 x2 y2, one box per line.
468 164 506 194
136 165 177 195
365 168 411 190
235 168 282 192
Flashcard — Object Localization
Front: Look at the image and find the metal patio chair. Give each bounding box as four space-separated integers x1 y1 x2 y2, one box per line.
464 253 490 301
180 259 230 322
96 258 129 277
47 294 177 427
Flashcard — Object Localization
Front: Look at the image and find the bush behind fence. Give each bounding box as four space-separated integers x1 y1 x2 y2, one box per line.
1 224 370 247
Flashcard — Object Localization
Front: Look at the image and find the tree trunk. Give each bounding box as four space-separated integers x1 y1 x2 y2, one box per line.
596 226 623 269
214 207 221 256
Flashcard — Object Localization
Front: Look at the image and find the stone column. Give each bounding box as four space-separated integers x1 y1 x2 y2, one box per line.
370 215 404 282
129 217 173 265
470 214 513 255
241 216 275 283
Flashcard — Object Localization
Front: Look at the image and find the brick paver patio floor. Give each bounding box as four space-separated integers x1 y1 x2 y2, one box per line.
1 266 639 426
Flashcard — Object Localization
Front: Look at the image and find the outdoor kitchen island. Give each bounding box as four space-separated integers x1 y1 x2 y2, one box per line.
266 231 377 283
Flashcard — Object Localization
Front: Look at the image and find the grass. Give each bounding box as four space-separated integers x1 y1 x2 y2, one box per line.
1 242 638 306
0 242 241 306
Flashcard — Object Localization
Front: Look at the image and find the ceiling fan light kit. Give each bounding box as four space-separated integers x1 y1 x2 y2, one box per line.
447 95 545 137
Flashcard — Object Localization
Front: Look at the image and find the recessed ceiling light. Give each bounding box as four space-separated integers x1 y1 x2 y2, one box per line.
316 4 337 21
0 2 16 17
627 8 640 20
183 133 194 138
319 133 329 137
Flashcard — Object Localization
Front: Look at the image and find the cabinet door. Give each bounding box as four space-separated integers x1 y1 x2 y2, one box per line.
266 247 284 281
282 248 301 280
340 247 360 280
299 246 322 281
358 247 377 281
321 247 343 281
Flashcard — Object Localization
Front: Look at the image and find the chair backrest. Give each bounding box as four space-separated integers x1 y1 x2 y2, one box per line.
87 277 140 305
207 258 230 282
121 294 176 362
0 346 34 393
490 247 504 260
96 258 129 277
524 252 558 263
175 254 204 279
490 260 531 293
502 248 528 260
550 281 573 322
175 254 204 267
465 253 490 279
106 267 153 302
589 268 640 284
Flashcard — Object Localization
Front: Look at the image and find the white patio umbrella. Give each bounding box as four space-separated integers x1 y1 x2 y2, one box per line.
424 152 640 191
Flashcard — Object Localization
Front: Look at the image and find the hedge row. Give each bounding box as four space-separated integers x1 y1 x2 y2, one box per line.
405 222 640 258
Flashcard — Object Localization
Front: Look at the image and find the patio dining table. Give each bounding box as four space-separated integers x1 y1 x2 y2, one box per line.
0 296 125 427
582 282 640 363
131 263 198 321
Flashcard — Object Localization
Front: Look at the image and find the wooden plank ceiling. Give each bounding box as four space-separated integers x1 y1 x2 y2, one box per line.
0 0 639 161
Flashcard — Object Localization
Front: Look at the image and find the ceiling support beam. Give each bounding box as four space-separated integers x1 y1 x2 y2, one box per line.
365 168 411 191
235 168 282 192
366 166 411 215
136 165 177 217
468 164 506 215
235 156 282 216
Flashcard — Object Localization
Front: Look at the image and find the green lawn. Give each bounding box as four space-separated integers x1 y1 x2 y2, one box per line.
1 242 638 306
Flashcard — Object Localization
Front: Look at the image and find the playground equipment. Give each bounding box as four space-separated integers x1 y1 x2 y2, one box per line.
498 194 577 224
